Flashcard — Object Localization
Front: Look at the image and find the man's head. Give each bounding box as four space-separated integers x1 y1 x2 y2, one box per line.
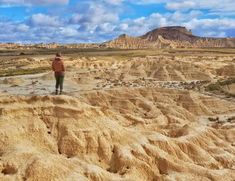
56 52 61 57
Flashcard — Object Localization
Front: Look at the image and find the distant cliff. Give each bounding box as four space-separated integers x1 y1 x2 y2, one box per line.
102 26 235 49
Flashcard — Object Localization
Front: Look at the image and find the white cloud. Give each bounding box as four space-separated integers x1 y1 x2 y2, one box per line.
169 10 202 22
203 31 226 37
120 23 129 30
73 4 119 24
165 0 235 13
127 0 167 4
69 2 119 34
16 24 29 32
103 0 123 5
29 13 61 27
96 23 116 33
127 0 235 15
166 1 196 10
0 0 68 6
59 27 78 37
0 0 234 43
183 18 235 30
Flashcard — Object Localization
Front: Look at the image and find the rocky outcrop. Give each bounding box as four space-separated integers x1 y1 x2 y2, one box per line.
102 26 235 49
141 26 195 42
101 34 174 49
100 34 152 49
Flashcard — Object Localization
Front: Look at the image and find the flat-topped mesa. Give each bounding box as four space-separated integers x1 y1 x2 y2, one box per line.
140 26 196 42
118 34 129 39
160 26 193 35
102 26 235 49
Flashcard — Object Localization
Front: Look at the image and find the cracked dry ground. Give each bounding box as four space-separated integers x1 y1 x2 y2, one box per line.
0 51 235 181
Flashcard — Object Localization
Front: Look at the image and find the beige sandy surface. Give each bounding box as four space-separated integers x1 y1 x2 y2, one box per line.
0 52 235 180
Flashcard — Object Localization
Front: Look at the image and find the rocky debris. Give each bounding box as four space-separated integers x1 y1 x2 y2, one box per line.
96 78 207 91
208 117 220 122
227 116 235 122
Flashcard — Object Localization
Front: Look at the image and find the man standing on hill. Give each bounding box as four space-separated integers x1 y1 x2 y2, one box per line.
52 52 65 95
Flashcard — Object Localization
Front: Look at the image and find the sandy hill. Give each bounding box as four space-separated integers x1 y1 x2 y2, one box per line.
0 88 235 181
0 50 235 180
140 26 196 42
102 26 235 49
101 34 173 49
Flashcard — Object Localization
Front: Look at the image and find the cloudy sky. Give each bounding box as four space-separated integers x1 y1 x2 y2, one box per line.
0 0 235 43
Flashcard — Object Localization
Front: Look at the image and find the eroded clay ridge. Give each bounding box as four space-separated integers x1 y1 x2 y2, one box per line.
102 26 235 49
0 87 235 180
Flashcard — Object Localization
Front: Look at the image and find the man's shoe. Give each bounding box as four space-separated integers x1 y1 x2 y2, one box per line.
55 90 58 95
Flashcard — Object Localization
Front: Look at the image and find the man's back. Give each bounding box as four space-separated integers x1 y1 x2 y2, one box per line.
52 57 65 75
52 53 65 95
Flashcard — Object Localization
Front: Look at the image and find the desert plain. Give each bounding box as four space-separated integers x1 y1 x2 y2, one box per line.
0 47 235 181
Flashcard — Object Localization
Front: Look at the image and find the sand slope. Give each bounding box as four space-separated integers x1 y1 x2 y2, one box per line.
0 51 235 180
0 87 235 181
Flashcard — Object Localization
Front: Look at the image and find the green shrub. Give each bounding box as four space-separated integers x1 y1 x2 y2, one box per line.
205 83 221 91
0 67 50 77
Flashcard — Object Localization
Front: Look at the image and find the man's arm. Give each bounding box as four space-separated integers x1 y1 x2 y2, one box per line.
61 61 65 72
52 60 55 71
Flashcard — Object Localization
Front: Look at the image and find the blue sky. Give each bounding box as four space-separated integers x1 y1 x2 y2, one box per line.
0 0 234 43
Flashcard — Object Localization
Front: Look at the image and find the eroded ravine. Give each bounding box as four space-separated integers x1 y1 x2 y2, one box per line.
0 87 235 181
0 52 235 180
